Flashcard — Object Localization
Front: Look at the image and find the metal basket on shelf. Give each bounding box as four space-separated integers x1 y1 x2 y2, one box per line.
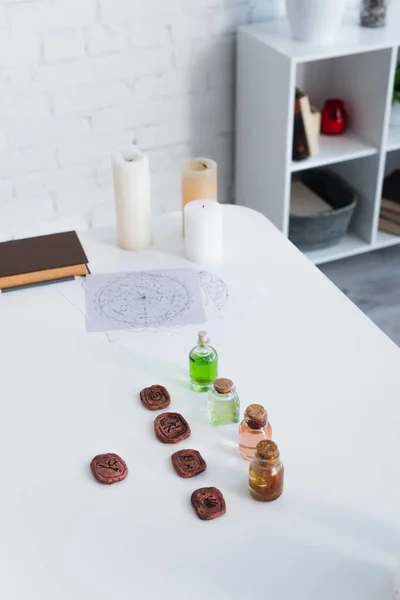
289 169 358 252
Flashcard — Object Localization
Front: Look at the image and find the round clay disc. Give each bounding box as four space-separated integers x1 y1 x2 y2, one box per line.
140 384 171 411
90 453 128 485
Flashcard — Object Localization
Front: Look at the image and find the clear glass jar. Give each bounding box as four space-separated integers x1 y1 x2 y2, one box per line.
249 440 284 502
189 331 218 392
360 0 386 27
239 404 272 460
207 378 240 426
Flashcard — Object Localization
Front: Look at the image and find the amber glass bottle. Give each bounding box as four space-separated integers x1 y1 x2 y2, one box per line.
238 404 272 460
248 440 284 502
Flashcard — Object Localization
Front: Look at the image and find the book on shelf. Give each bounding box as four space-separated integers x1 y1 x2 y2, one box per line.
381 170 400 214
293 90 309 162
380 208 400 225
309 105 321 153
293 89 320 161
378 170 400 235
298 94 321 157
379 218 400 236
381 198 400 215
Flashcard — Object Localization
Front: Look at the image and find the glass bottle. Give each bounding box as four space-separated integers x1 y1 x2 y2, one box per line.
360 0 386 27
249 440 284 502
207 378 240 426
189 331 218 392
238 404 272 460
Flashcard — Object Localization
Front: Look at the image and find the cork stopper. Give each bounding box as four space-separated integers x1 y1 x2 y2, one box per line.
256 440 279 461
198 331 208 344
244 404 267 429
213 378 234 394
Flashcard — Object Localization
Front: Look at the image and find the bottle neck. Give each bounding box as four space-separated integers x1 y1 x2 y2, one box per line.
245 416 268 429
197 341 210 352
254 454 280 467
213 386 235 398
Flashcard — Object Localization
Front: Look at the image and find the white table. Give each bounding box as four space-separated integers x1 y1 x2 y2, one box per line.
1 205 400 600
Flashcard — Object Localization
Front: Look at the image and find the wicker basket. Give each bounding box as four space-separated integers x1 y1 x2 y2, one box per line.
289 169 358 252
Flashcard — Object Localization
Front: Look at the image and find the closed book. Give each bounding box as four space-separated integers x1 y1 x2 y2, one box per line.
382 170 400 204
379 217 400 236
0 231 89 291
380 208 400 225
310 106 321 153
298 94 320 157
293 92 309 162
381 198 400 215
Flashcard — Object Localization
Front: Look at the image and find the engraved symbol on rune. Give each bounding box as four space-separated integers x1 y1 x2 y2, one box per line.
204 496 218 508
160 415 185 437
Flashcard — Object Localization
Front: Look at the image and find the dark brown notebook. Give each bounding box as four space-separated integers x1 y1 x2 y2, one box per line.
0 231 89 290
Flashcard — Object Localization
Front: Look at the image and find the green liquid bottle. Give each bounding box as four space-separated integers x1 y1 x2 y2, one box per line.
189 331 218 392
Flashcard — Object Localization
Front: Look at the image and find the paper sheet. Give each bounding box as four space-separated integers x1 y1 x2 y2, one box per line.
56 264 270 351
113 264 269 352
85 268 205 332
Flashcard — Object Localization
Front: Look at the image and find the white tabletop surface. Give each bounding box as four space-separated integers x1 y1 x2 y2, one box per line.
1 205 400 600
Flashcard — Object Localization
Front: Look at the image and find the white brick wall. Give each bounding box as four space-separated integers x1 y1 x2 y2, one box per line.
0 0 394 239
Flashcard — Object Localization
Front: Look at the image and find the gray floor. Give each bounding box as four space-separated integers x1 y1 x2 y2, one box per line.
319 245 400 346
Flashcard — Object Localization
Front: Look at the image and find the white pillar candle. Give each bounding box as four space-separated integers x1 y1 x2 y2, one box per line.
184 200 222 263
112 146 151 251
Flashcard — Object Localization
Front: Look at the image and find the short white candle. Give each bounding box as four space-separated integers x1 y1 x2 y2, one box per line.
184 200 222 264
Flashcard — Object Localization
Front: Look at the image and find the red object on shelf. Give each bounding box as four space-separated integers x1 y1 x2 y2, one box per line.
321 99 348 135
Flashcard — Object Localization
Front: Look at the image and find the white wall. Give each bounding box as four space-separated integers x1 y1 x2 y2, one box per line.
0 0 392 238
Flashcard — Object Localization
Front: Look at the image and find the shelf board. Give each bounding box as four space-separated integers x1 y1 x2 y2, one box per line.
304 232 372 265
242 9 400 63
305 231 400 265
386 126 400 152
375 230 400 249
291 132 377 173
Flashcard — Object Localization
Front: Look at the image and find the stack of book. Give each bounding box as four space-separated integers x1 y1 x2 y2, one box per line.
293 89 321 162
379 170 400 235
0 231 89 292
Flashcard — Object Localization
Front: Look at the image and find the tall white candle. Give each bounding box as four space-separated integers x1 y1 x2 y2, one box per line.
112 146 151 251
184 200 222 263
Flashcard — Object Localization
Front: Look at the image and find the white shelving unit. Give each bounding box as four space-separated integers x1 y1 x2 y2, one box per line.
236 11 400 264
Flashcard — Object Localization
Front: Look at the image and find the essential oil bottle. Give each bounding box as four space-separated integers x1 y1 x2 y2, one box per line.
208 378 240 426
238 404 272 460
189 331 218 392
248 440 284 502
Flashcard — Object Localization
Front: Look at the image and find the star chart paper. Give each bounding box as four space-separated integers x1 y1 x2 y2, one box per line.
85 268 206 332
